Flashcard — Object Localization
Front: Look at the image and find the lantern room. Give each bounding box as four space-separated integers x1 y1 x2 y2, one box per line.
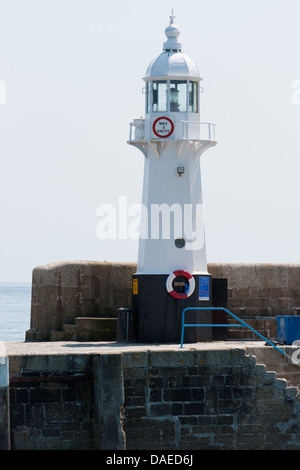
146 80 199 114
129 13 215 144
144 13 201 119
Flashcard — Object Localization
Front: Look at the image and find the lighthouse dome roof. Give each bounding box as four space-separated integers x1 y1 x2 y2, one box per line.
145 51 200 81
144 14 201 81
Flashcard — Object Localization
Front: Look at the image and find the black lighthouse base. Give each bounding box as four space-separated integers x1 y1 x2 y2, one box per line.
132 274 213 344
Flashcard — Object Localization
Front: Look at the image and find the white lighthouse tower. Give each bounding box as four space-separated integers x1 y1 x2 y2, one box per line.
128 14 217 343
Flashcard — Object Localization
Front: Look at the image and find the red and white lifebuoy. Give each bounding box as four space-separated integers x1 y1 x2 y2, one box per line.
166 270 195 300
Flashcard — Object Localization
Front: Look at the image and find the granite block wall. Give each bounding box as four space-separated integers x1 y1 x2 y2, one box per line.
122 348 300 450
3 347 300 450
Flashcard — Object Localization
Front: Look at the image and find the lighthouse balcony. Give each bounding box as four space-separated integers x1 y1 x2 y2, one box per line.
180 121 216 142
128 119 216 143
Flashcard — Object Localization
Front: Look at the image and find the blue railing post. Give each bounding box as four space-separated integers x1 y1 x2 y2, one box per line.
180 309 186 349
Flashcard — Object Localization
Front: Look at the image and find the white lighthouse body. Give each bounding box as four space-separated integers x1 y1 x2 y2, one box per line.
128 15 216 343
128 15 216 276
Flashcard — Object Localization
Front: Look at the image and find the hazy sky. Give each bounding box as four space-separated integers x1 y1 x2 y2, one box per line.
1 0 300 282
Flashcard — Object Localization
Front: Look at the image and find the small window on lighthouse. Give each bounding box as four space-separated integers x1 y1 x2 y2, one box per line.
189 81 198 113
152 81 167 112
170 81 187 112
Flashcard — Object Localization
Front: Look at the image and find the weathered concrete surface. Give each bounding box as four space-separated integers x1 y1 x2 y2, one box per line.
5 340 263 356
27 261 136 341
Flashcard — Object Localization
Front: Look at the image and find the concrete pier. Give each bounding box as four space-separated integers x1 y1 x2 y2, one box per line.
9 261 300 449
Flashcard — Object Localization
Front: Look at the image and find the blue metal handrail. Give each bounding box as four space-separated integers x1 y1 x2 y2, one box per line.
180 307 287 358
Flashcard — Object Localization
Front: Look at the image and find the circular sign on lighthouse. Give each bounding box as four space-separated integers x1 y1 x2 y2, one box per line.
152 116 174 138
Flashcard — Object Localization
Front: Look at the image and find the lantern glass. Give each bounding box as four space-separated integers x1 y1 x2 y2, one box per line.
170 81 187 112
152 81 167 112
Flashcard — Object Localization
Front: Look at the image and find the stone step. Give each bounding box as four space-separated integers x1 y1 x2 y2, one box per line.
246 346 300 389
246 354 300 401
75 317 117 342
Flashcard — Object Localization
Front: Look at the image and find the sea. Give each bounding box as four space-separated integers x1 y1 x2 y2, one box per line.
0 283 31 342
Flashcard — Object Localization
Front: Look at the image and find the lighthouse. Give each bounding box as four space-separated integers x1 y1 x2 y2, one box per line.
128 13 217 343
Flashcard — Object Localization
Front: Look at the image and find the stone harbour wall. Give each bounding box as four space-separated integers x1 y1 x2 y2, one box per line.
4 346 300 450
26 261 300 342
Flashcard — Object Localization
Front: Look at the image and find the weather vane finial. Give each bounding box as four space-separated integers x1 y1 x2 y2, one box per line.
170 7 175 24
